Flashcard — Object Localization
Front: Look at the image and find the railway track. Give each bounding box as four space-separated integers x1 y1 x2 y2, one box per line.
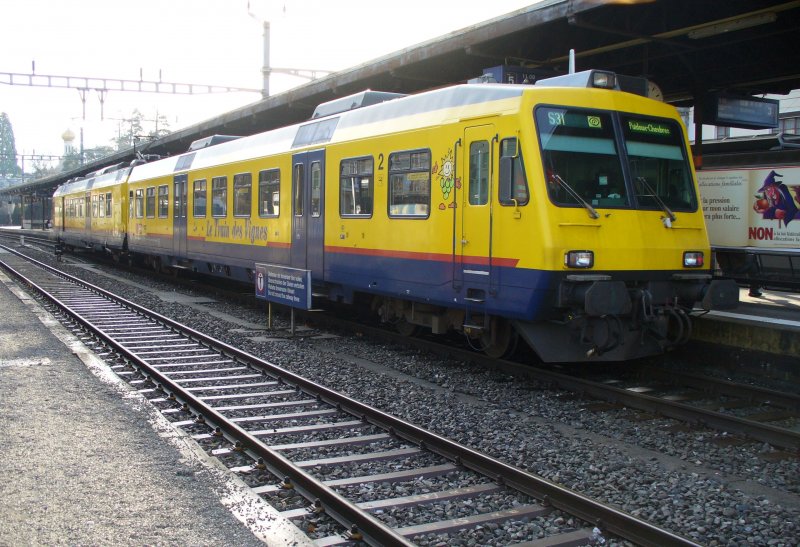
0 243 700 546
0 231 57 253
301 305 800 455
497 359 800 454
4 231 797 454
573 365 800 448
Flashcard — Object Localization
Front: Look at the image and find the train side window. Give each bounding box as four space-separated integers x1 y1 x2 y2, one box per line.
388 149 430 218
258 169 280 217
234 173 252 217
469 141 489 205
310 162 322 217
193 179 207 217
340 157 373 217
98 194 105 218
158 185 169 218
92 195 98 218
293 164 304 216
145 186 156 218
212 176 227 217
134 189 144 218
498 137 529 206
105 192 112 217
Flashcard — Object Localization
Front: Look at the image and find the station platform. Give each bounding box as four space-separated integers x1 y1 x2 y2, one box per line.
692 287 800 360
0 265 311 546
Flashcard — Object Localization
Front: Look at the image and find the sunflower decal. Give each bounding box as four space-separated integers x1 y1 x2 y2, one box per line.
434 148 457 207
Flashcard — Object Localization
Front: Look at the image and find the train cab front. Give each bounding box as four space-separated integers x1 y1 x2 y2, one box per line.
515 268 739 363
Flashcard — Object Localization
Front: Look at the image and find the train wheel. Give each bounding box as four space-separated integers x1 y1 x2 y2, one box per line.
481 319 518 359
395 319 420 337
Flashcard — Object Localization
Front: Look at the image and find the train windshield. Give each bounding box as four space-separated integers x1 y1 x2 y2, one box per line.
622 115 697 211
536 107 696 211
537 108 627 208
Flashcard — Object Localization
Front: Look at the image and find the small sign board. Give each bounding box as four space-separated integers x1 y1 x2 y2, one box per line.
705 94 779 130
255 263 312 310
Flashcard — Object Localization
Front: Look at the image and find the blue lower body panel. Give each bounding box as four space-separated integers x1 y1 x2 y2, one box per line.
324 250 551 320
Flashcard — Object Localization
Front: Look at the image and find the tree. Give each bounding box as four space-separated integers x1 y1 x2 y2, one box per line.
112 109 171 151
84 145 115 162
31 158 57 179
60 149 83 172
0 112 22 177
59 145 116 172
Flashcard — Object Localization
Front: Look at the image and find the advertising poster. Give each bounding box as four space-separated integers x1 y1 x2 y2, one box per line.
697 166 800 248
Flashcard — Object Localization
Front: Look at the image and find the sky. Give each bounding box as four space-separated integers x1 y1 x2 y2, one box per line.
1 0 539 172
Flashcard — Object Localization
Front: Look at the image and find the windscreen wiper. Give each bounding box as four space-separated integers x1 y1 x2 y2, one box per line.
551 173 599 219
636 176 676 227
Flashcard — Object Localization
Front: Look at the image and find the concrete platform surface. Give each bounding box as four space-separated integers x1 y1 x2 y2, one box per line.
0 268 311 546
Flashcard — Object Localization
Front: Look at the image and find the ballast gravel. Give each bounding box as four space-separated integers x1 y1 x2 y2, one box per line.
38 256 800 546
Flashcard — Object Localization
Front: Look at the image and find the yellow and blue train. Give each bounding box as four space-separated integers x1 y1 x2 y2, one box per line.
53 70 739 362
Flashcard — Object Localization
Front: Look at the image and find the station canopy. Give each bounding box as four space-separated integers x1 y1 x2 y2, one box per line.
6 0 799 197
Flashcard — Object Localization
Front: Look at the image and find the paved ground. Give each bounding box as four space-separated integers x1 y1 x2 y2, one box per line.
0 265 311 547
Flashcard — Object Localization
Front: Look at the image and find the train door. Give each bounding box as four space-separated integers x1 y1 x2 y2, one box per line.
84 192 92 238
290 149 325 276
58 196 65 232
456 124 496 294
173 174 187 257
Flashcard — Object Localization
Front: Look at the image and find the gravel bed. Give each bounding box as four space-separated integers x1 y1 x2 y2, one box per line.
25 252 800 545
411 513 587 547
308 451 445 481
281 438 411 461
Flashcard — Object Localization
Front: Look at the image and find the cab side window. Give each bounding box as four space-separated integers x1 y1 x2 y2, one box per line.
498 138 529 206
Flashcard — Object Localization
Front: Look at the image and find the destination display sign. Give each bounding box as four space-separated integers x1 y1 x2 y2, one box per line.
255 263 312 310
626 119 673 137
706 94 779 130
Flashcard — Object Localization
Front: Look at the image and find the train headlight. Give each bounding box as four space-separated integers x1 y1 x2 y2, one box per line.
683 251 704 268
566 250 594 268
591 71 616 89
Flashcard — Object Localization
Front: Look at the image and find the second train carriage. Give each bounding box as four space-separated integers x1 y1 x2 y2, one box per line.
53 165 129 253
53 70 739 363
